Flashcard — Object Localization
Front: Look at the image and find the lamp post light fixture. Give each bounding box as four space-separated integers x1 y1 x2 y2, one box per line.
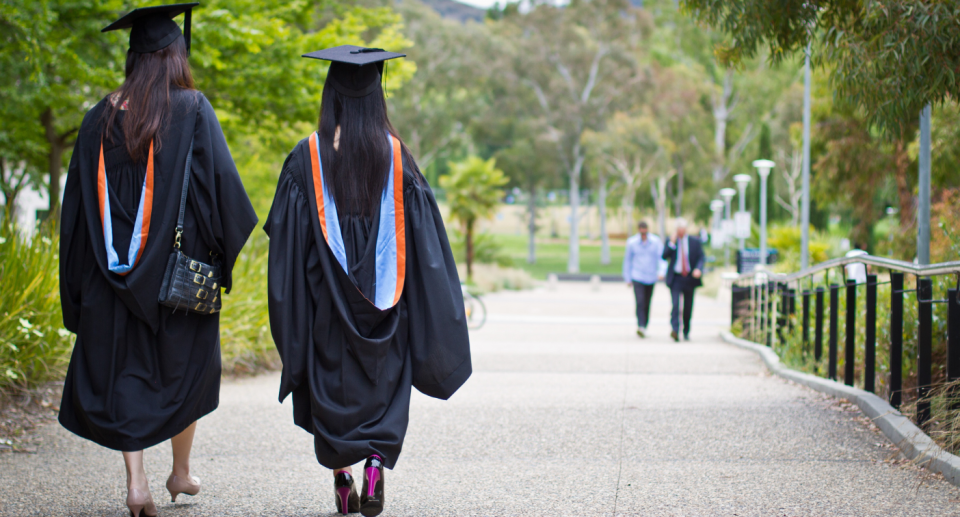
752 160 776 266
709 198 725 219
719 188 736 220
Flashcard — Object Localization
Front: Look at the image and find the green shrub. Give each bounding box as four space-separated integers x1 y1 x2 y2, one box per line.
766 224 832 272
920 380 960 454
218 232 279 375
448 229 514 268
744 273 947 408
0 225 73 391
0 223 280 392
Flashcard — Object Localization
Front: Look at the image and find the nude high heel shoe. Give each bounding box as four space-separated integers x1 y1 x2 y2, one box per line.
166 473 201 502
126 487 158 517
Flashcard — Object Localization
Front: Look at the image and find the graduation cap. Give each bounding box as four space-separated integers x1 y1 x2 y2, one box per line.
303 45 406 98
102 3 199 54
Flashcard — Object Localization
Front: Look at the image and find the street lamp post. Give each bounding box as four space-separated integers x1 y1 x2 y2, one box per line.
733 174 751 251
801 42 812 270
752 160 775 266
719 188 736 267
918 104 931 265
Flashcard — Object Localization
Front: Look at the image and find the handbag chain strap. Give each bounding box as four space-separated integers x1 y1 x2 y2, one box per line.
174 137 195 250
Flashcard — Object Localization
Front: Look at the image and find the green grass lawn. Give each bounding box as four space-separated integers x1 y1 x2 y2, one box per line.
494 234 625 279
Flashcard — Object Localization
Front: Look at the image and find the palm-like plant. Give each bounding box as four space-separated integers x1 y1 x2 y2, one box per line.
439 156 507 280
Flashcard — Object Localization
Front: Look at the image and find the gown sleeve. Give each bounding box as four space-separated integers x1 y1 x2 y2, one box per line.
190 93 258 293
403 164 472 400
264 152 324 402
59 136 89 334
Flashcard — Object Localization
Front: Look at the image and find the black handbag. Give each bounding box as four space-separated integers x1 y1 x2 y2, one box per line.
158 137 222 314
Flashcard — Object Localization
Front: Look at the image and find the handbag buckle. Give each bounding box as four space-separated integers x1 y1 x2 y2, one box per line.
190 261 201 272
195 302 205 311
194 273 204 284
196 289 207 300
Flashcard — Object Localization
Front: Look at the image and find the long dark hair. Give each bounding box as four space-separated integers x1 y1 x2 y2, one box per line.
102 36 195 163
317 79 412 216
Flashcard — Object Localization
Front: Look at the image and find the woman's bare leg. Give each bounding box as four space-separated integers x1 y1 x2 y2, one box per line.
170 421 197 478
123 450 148 489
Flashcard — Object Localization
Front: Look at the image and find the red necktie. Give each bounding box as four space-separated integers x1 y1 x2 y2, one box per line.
680 239 689 276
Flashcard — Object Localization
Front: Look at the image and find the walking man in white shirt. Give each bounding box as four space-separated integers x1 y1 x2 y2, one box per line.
623 221 665 337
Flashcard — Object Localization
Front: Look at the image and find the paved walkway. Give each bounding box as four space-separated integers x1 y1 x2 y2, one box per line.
2 282 960 516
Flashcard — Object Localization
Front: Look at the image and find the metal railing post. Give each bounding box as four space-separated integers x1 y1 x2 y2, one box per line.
845 279 856 386
770 282 777 346
949 288 960 382
762 282 769 345
918 278 932 428
815 287 824 366
865 274 877 393
890 272 904 408
829 283 839 381
784 285 794 335
731 282 737 326
733 283 748 327
802 289 811 355
781 286 789 332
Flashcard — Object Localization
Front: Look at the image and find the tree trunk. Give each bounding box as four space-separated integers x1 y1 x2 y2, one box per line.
527 183 536 264
653 182 666 241
892 137 914 229
465 219 475 281
1 191 15 223
674 159 683 217
599 170 609 265
41 107 67 224
658 177 670 239
665 181 673 224
567 172 580 273
711 70 734 182
1 158 18 223
567 151 585 274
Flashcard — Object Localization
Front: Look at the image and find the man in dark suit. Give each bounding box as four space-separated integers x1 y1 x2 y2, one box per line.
661 218 705 342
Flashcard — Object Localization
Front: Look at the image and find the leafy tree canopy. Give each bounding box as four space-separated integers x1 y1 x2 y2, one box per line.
681 0 960 136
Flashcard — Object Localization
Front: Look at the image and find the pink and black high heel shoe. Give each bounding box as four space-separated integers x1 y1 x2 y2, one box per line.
334 470 361 514
359 455 385 517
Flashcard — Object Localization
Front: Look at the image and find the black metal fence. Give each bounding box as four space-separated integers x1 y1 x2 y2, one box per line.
730 256 960 428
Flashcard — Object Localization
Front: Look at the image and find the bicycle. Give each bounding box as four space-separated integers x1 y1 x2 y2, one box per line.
461 283 487 330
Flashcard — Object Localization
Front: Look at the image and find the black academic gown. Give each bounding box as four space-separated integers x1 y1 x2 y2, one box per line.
58 90 257 451
264 137 472 469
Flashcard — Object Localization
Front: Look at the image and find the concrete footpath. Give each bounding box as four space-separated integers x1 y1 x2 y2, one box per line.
2 282 960 516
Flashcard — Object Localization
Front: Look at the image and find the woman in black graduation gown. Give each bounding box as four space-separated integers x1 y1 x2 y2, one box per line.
265 46 472 517
58 5 257 516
